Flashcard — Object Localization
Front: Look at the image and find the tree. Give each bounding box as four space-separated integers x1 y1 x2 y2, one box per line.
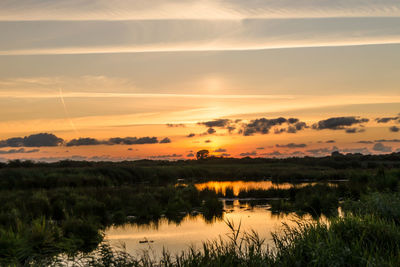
196 150 209 160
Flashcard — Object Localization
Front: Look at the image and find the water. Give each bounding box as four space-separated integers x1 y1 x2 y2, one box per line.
105 200 315 258
104 180 324 258
195 180 322 195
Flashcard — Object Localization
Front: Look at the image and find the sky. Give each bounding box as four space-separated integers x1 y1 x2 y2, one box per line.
0 0 399 162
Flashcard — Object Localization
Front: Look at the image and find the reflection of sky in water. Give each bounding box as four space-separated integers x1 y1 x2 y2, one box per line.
194 180 320 195
105 198 317 259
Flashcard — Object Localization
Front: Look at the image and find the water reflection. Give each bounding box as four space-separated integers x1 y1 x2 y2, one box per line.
104 180 337 259
195 180 318 196
105 199 316 259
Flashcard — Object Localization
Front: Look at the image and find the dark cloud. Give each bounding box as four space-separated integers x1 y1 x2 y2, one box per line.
290 151 305 156
66 136 161 146
187 133 195 138
166 123 185 127
220 153 231 157
108 136 158 145
341 147 370 154
214 148 227 152
159 137 171 144
227 126 236 132
205 139 212 143
326 140 336 143
375 117 399 123
256 147 265 150
240 117 306 136
0 148 40 154
306 146 339 156
276 143 307 148
240 151 257 157
149 154 182 159
262 151 282 157
312 117 369 131
357 141 374 144
287 122 308 133
345 128 364 134
374 139 400 143
186 153 194 157
66 138 101 146
389 126 399 132
241 117 286 136
0 133 64 148
207 128 216 134
274 128 286 134
373 143 392 152
198 119 231 128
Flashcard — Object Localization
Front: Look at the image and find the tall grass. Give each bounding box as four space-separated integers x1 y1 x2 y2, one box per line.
47 211 400 267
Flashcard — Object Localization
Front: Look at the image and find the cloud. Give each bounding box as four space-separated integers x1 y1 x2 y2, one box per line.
262 151 283 157
312 116 369 131
290 151 305 156
207 128 216 134
2 0 400 22
214 148 227 152
66 138 101 146
198 119 231 128
241 117 286 136
240 151 257 157
0 133 63 147
220 153 231 157
256 147 265 150
159 137 171 144
66 136 162 146
108 136 159 145
166 123 185 127
287 122 308 133
187 133 196 138
306 146 339 156
149 153 182 159
375 116 399 123
0 148 40 154
374 139 400 143
341 147 370 154
326 140 336 143
186 153 195 157
373 142 392 152
239 117 307 136
205 139 212 143
276 143 307 148
358 140 374 144
345 127 365 133
389 126 399 132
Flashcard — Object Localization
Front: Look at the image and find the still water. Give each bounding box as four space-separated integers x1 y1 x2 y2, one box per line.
104 181 323 258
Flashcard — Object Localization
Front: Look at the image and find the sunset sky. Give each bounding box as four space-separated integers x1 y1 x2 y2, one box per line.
0 0 399 162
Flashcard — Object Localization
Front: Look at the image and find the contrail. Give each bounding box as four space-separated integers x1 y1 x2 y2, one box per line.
59 88 79 135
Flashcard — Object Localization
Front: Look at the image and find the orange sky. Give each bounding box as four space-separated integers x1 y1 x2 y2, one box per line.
0 1 399 161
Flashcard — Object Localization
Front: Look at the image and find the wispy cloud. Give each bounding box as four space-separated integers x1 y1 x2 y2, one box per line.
1 17 400 55
0 0 399 21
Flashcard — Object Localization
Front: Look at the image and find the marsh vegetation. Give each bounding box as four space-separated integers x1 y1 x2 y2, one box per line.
0 153 399 266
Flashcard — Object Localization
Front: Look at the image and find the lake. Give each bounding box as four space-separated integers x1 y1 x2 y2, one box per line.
104 180 327 258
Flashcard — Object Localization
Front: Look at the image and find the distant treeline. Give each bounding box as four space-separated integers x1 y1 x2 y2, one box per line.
2 151 400 169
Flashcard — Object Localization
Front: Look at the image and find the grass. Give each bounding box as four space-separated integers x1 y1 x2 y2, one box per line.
47 211 400 266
